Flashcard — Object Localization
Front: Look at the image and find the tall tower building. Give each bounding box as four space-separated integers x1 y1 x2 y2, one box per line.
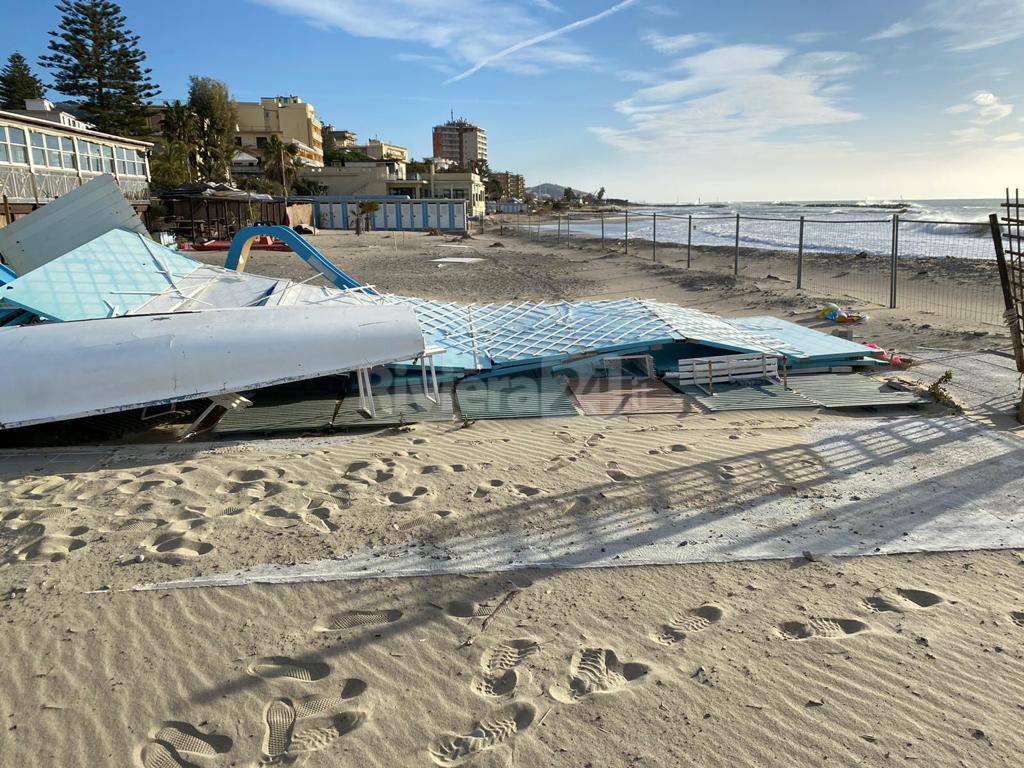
431 117 487 168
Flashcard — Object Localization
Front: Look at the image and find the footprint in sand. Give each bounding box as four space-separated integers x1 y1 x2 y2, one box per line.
864 588 945 613
1010 611 1024 628
443 600 480 619
8 532 88 564
317 608 403 632
584 432 606 448
549 647 649 703
481 638 541 674
247 656 331 682
345 459 401 486
428 703 536 767
419 464 470 475
382 486 432 505
292 679 368 718
262 699 296 761
648 444 690 455
140 721 231 767
143 531 212 558
262 692 366 761
605 462 633 483
652 604 725 646
471 669 522 700
509 484 542 498
778 618 870 640
472 479 506 499
287 712 364 757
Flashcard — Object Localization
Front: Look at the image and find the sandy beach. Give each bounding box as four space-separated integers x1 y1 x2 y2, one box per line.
2 230 1022 767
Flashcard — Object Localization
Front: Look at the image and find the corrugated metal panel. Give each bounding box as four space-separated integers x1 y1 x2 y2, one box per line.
456 373 579 419
213 397 340 435
667 382 817 412
0 174 147 275
568 377 696 416
788 374 929 408
332 385 454 427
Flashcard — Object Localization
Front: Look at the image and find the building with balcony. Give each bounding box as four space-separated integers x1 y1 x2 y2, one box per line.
0 103 152 223
300 159 428 198
354 139 409 163
492 171 526 200
234 96 324 168
431 118 487 169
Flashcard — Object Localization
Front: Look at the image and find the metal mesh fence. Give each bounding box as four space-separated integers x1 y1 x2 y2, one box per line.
503 211 1002 327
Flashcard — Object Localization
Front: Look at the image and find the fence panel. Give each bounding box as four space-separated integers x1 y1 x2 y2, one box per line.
799 218 894 308
895 219 1003 326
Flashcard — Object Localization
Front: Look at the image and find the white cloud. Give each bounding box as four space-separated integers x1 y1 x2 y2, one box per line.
592 44 861 152
870 0 1024 52
994 132 1024 143
252 0 614 81
643 32 714 55
972 91 1013 123
444 0 638 83
790 31 828 45
945 91 1014 144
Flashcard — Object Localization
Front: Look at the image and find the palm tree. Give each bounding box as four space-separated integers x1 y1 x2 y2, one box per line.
261 135 300 188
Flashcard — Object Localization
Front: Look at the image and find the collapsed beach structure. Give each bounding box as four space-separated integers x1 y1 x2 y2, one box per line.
0 176 928 441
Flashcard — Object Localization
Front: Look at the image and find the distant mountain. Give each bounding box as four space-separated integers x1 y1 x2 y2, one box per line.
526 182 567 198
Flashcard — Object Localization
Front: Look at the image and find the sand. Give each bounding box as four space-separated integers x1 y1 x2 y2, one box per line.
2 230 1022 767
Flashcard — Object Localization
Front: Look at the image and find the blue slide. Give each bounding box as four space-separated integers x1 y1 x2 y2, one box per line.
224 225 375 294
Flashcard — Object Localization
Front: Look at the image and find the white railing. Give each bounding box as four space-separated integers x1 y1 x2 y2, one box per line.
0 166 149 203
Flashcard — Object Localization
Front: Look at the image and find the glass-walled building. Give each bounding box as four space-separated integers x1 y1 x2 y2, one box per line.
0 103 151 220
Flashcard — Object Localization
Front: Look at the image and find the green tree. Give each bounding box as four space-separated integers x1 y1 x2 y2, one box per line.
40 0 159 135
187 76 236 182
149 140 193 192
596 186 606 202
563 186 574 202
261 134 299 188
0 53 46 109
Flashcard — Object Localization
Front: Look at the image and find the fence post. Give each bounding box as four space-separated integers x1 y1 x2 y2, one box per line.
566 212 571 244
889 214 899 309
625 209 630 254
733 213 740 275
652 212 657 262
797 215 804 289
557 215 561 243
601 212 605 249
687 214 692 268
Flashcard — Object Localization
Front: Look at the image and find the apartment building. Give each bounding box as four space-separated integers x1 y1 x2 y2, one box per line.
355 139 409 163
0 101 151 220
235 96 323 167
431 118 487 168
492 171 526 200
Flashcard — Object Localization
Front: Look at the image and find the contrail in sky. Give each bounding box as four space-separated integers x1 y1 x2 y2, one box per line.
443 0 639 84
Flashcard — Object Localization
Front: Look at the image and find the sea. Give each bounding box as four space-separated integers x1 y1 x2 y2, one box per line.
558 199 1004 261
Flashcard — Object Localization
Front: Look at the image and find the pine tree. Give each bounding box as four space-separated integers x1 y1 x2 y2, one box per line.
0 53 46 109
187 76 236 182
39 0 160 136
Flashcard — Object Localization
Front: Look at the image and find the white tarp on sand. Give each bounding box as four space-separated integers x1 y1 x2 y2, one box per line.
136 415 1024 591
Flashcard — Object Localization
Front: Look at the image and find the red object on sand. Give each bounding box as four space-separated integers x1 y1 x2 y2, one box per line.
182 235 292 252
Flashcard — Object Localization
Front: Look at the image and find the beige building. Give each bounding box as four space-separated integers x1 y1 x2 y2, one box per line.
0 102 151 220
354 139 409 163
235 96 323 167
323 126 357 149
492 171 526 200
300 160 427 198
429 168 485 217
432 118 487 168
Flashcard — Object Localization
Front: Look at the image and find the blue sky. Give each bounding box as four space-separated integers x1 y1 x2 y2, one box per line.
4 0 1023 200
